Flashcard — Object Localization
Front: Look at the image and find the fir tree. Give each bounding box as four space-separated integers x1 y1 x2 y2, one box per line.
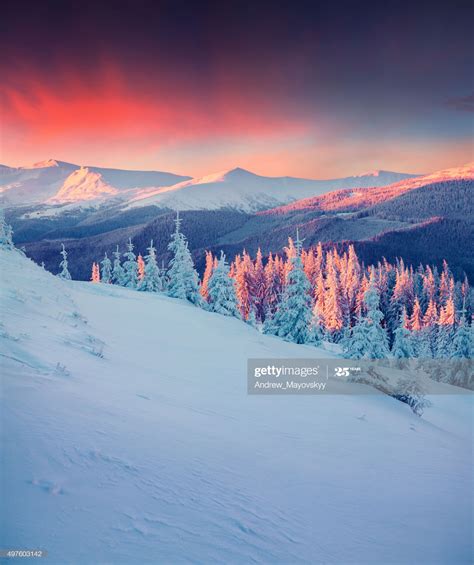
58 244 72 280
122 238 139 289
138 240 163 292
342 314 367 359
137 254 146 282
234 252 253 319
0 208 14 249
409 297 423 332
450 308 472 359
252 248 267 322
263 253 282 318
112 246 125 285
391 308 414 368
363 270 390 359
207 252 240 317
200 250 215 301
436 298 456 358
91 262 100 283
167 212 202 305
264 231 313 344
101 252 112 284
344 269 389 359
323 253 344 340
422 298 438 356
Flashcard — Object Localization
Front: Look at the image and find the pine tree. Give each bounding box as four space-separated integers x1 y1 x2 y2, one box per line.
101 252 112 284
344 269 389 359
137 254 145 282
323 253 344 340
342 314 367 359
91 262 100 283
251 248 267 322
313 270 326 327
446 309 473 388
450 308 472 359
409 297 423 332
308 311 324 346
264 231 313 344
58 244 72 280
122 238 139 289
263 253 282 318
167 212 202 305
112 245 125 285
234 252 253 320
423 298 438 356
0 208 14 249
363 270 390 358
436 297 455 358
200 250 215 301
138 240 163 292
207 252 240 317
391 308 414 368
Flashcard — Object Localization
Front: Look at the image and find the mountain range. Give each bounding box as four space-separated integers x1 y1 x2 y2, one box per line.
0 159 418 212
2 159 473 282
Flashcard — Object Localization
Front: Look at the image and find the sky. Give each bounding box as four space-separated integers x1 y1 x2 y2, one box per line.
1 0 473 178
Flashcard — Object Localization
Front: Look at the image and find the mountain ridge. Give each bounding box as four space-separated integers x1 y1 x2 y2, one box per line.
1 158 422 212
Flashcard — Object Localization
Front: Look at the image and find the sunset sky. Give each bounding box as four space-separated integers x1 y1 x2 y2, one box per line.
1 0 473 178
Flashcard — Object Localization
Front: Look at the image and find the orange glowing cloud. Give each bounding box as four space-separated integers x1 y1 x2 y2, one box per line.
1 59 310 168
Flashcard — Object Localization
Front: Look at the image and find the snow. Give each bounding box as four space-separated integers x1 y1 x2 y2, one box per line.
24 159 64 169
46 167 119 204
127 167 420 212
0 160 189 208
1 249 472 563
1 159 420 213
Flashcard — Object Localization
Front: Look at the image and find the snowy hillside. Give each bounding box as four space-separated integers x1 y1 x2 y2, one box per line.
126 167 420 212
1 249 472 563
261 162 474 216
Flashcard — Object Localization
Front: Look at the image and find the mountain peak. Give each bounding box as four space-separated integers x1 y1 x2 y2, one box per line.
47 168 119 204
23 159 76 170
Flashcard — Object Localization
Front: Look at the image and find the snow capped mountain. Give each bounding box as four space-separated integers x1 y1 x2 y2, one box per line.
126 167 421 212
46 167 119 204
0 159 420 212
0 160 190 207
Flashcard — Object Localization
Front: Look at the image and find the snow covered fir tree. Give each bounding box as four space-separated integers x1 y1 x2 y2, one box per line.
138 240 163 292
263 230 316 344
207 252 240 317
58 244 72 280
0 208 14 250
166 212 202 305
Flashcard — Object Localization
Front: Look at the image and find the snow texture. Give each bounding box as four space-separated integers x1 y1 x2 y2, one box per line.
0 249 472 563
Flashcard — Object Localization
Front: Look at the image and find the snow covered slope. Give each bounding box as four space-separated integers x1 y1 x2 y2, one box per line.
127 167 420 212
1 249 472 563
261 162 474 216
